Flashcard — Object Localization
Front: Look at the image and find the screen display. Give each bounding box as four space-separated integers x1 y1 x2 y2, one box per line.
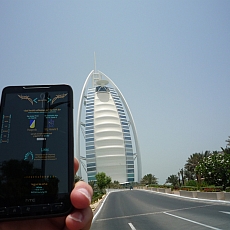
0 87 73 209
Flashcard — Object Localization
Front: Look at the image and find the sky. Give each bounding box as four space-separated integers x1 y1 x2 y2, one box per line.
1 1 230 184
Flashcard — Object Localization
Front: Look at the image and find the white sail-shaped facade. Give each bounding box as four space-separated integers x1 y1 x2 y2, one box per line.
76 70 142 182
94 90 127 182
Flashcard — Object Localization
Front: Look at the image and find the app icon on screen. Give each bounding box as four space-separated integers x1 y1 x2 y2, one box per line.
24 151 34 161
30 120 36 128
48 119 54 128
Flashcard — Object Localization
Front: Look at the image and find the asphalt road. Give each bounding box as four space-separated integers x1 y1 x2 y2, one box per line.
91 189 230 230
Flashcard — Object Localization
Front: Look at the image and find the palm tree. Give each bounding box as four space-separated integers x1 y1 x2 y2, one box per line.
184 153 204 180
184 169 193 181
225 136 230 147
180 168 185 186
141 174 158 185
221 147 230 154
166 175 179 187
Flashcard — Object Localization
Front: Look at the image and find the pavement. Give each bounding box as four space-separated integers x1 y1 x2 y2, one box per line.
91 189 230 230
90 188 230 215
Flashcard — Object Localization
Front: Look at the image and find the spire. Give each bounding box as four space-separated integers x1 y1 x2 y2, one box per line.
94 52 97 73
92 52 100 87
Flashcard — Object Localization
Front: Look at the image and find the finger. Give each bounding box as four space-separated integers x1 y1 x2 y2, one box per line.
74 158 79 175
65 206 93 230
70 181 93 209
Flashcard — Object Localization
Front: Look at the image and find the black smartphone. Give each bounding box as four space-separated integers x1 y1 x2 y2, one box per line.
0 84 74 221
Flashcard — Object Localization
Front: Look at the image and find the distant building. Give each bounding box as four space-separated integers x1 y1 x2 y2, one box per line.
76 68 142 182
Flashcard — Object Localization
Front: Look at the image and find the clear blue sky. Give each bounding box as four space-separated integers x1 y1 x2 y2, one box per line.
1 1 230 184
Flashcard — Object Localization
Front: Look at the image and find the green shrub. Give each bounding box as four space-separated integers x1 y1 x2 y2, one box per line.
199 181 209 189
200 186 223 192
225 187 230 192
148 184 159 188
185 180 197 187
92 190 105 203
148 184 173 189
158 185 166 188
173 185 180 190
180 186 197 191
92 193 104 203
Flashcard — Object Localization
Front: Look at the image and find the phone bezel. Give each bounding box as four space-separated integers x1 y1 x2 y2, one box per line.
0 84 74 221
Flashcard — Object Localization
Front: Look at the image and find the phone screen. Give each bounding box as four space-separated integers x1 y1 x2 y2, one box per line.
0 85 74 220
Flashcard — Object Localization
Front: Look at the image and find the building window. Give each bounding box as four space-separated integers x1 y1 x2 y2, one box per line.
86 119 94 123
88 176 96 181
86 115 94 119
127 173 134 177
88 172 96 176
86 122 94 127
86 153 95 158
123 132 130 136
86 102 94 106
96 86 109 92
127 165 134 169
115 103 122 107
87 163 96 167
86 137 94 142
86 107 94 112
125 140 132 145
86 141 94 147
85 134 94 139
85 126 94 131
86 109 94 113
87 167 96 172
85 130 94 134
86 145 95 150
86 97 94 101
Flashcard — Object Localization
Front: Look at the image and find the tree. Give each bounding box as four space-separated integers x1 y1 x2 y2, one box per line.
184 169 193 181
184 152 211 181
95 172 111 191
165 174 179 187
221 147 230 155
225 136 230 148
179 168 185 186
141 174 158 185
195 152 230 190
88 180 96 190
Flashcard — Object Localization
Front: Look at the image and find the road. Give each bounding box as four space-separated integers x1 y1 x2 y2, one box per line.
91 189 230 230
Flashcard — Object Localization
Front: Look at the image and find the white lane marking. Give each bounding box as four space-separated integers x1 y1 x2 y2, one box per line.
95 204 215 222
128 223 136 230
164 212 222 230
92 190 125 222
92 191 110 222
219 211 230 215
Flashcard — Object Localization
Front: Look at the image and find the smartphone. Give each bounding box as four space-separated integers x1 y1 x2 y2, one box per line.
0 85 74 221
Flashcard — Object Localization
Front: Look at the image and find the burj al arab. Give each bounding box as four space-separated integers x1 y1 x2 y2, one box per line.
76 65 142 183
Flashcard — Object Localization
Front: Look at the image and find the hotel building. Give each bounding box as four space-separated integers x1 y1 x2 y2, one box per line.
76 69 142 182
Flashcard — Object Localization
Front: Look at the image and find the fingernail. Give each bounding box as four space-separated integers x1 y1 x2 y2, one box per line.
77 188 91 204
69 212 83 222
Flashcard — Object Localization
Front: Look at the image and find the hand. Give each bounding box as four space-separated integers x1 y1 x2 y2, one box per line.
0 158 93 230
